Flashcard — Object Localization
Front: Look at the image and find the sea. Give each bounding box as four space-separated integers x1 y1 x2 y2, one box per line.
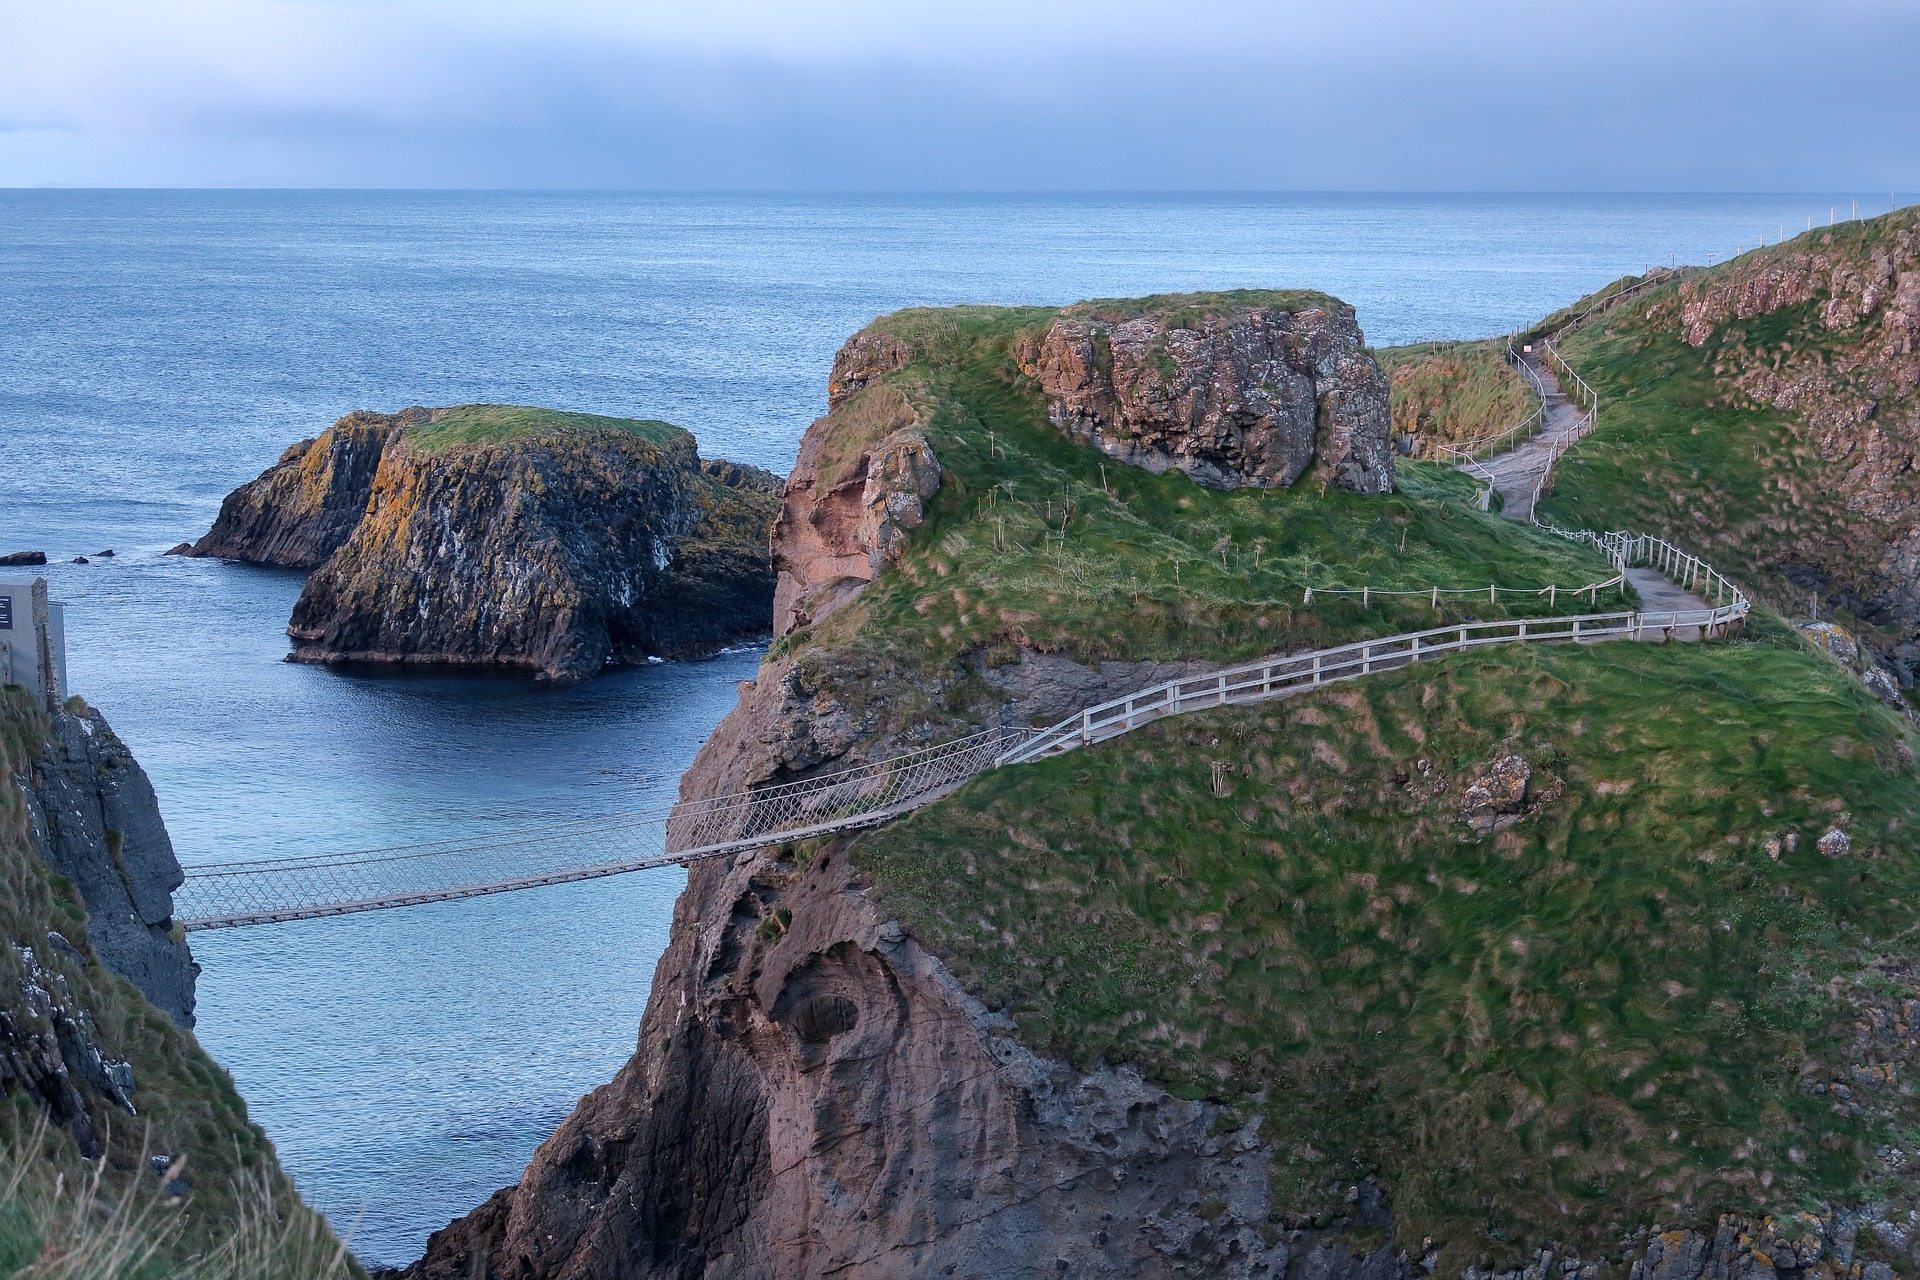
0 191 1867 1266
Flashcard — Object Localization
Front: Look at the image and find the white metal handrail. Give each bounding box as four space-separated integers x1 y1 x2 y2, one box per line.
997 596 1745 769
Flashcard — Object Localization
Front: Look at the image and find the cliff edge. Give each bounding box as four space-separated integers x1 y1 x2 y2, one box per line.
23 700 198 1026
1 686 349 1270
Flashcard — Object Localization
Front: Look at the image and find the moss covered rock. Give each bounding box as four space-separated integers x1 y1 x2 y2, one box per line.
192 405 782 682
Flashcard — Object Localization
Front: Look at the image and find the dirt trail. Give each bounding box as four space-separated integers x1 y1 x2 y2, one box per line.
1473 352 1587 521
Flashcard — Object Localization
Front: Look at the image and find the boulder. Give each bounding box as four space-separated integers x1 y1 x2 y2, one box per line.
1016 295 1394 494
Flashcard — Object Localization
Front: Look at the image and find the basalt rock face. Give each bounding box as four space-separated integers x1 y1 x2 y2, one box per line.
397 831 1302 1280
185 409 416 568
771 360 942 639
1015 296 1394 495
198 406 781 682
23 704 197 1027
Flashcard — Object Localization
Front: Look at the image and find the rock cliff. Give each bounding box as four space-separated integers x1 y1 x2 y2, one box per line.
23 701 198 1026
392 297 1669 1280
191 405 782 682
1539 209 1920 684
397 291 1920 1280
398 834 1308 1280
184 409 414 568
1 686 342 1263
1015 294 1394 495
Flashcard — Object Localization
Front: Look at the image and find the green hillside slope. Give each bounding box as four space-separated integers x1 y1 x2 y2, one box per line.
776 292 1920 1269
0 689 355 1279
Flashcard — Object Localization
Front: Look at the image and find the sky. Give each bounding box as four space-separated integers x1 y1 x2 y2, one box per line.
1 0 1916 190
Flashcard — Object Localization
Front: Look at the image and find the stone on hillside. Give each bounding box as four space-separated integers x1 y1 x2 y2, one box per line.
1462 752 1531 835
1017 296 1393 494
1819 827 1852 857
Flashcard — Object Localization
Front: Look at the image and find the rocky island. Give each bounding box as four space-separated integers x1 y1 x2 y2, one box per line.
184 405 782 681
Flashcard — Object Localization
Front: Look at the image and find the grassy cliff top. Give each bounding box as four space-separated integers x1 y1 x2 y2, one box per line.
404 404 687 455
773 288 1920 1264
784 299 1629 731
1376 338 1538 455
1055 287 1349 324
1536 207 1920 645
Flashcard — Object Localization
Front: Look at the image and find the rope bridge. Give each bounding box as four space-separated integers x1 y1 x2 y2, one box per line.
179 522 1743 931
175 728 1027 930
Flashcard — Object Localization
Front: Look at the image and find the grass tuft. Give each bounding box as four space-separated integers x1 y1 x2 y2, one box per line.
402 404 685 455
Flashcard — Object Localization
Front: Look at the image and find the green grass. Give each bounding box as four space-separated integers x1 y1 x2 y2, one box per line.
852 632 1920 1267
1536 299 1841 611
402 404 686 455
0 1120 352 1279
792 305 1632 701
1377 339 1536 454
0 690 357 1277
1535 208 1920 650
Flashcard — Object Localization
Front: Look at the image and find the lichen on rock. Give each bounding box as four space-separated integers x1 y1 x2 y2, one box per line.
1016 293 1394 495
191 404 783 682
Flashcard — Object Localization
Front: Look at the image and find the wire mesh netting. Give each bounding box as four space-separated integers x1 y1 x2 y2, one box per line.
177 727 1032 930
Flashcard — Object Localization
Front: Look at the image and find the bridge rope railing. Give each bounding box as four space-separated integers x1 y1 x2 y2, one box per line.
175 727 1030 930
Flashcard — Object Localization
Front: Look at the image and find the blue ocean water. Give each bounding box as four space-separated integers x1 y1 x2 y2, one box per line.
0 191 1864 1265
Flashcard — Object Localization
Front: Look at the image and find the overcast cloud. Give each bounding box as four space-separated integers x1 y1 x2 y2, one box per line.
1 0 1914 189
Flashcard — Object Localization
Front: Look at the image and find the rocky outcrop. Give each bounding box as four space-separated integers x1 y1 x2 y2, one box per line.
23 703 197 1026
185 409 414 568
2 941 139 1158
771 373 941 638
193 406 782 682
1015 296 1394 494
398 832 1300 1280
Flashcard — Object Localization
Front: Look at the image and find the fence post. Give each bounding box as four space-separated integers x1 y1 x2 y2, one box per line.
1312 654 1322 686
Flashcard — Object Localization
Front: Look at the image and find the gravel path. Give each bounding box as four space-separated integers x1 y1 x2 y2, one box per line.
1468 352 1715 639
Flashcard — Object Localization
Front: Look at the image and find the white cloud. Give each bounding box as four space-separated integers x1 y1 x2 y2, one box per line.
0 0 1913 187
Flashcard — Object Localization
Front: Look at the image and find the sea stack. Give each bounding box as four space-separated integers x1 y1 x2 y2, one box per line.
188 405 781 681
